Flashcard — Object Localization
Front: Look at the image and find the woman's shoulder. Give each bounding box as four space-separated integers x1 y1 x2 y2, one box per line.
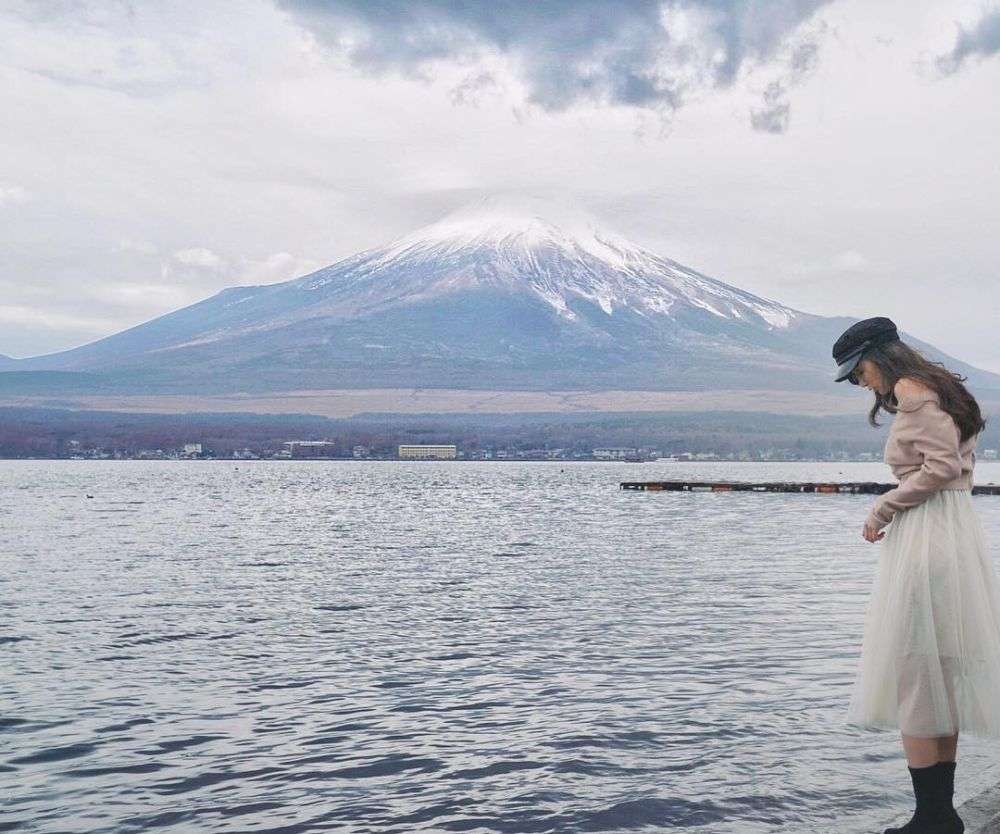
892 377 939 412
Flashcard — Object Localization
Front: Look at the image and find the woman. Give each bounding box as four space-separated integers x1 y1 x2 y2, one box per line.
832 316 1000 834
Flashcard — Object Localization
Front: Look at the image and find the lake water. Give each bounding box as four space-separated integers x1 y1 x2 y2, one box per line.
3 460 1000 834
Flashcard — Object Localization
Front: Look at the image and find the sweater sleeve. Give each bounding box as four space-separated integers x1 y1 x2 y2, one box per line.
866 398 963 531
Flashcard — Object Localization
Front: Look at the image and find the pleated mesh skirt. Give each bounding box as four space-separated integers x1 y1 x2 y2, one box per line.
846 489 1000 738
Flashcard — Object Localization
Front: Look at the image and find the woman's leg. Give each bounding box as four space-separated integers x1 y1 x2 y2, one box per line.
900 732 959 765
901 732 940 767
937 732 958 762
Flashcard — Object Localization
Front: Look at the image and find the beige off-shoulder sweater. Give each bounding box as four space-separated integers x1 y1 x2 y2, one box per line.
866 391 977 532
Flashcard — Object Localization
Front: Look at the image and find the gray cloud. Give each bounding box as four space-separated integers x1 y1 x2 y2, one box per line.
750 80 790 133
279 0 834 116
749 38 820 134
447 70 501 107
937 7 1000 74
789 38 820 76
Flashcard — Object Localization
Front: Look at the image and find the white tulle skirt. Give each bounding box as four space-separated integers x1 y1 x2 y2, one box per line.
846 489 1000 738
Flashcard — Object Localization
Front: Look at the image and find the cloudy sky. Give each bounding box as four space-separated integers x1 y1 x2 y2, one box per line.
2 0 999 370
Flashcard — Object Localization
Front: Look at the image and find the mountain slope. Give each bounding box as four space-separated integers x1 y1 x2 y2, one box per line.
10 195 1000 395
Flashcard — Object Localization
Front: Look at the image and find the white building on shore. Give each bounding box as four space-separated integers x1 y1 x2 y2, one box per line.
398 444 457 460
283 441 337 458
593 447 639 460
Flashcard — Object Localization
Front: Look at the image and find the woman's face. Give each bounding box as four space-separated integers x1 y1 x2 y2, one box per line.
853 358 889 395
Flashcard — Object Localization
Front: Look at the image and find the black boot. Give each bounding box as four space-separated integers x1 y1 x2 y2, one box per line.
938 761 965 833
883 762 965 834
884 763 936 834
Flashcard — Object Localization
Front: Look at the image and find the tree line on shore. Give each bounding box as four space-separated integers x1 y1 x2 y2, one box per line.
4 405 976 461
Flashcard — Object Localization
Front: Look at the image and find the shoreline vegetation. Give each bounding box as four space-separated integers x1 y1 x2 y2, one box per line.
4 404 999 463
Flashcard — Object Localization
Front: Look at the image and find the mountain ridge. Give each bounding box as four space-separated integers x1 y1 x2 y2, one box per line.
6 195 999 397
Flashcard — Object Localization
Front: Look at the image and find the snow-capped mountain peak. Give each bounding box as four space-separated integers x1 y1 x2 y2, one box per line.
325 193 802 330
374 193 653 271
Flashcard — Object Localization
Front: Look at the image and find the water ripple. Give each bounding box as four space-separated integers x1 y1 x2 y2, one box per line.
3 459 1000 833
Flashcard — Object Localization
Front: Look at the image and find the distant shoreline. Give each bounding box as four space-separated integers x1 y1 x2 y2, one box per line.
4 402 997 463
0 457 967 464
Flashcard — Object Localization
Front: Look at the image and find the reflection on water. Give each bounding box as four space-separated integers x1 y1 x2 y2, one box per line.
3 460 1000 833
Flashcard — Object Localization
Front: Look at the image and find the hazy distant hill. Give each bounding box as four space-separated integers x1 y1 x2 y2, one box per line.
9 195 1000 397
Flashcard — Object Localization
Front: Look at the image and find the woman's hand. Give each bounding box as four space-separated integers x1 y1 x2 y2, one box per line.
862 520 886 543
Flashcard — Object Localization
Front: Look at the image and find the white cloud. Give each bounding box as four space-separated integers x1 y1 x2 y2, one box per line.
0 185 28 206
87 282 200 307
114 238 158 255
833 250 871 271
783 249 872 279
172 247 226 270
238 252 320 285
1 0 295 95
0 303 116 335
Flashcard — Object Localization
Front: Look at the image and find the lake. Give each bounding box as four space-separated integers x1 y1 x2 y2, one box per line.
3 460 1000 833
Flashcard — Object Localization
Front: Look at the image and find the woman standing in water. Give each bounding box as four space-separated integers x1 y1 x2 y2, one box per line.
833 316 1000 834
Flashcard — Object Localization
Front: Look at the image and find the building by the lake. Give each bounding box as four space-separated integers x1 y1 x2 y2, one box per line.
593 447 640 460
398 444 457 460
283 441 337 459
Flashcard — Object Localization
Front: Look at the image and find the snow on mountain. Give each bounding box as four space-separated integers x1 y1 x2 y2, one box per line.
294 193 802 331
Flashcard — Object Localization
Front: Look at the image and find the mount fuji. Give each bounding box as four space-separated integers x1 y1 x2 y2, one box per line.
8 195 998 396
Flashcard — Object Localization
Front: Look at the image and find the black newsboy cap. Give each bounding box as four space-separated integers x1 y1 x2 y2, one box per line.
832 316 900 383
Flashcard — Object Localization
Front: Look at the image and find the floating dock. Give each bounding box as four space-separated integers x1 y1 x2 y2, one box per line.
620 480 1000 495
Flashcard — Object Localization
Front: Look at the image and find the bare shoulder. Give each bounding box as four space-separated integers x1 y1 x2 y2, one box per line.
893 377 935 399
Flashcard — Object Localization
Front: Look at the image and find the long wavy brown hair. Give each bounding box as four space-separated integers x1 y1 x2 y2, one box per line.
863 340 986 442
